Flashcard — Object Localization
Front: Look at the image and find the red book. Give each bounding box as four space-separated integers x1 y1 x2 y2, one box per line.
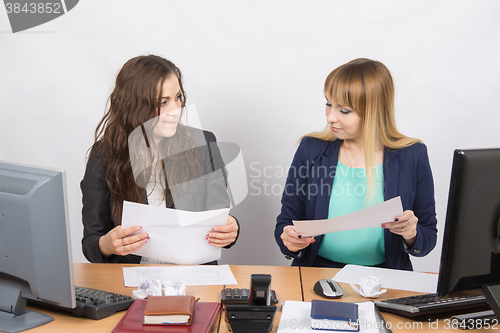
112 299 221 333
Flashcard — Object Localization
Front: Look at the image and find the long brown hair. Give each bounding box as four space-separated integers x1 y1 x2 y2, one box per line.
306 58 421 202
92 55 199 224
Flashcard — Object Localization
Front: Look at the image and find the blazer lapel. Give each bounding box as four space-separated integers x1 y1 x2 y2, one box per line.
383 148 399 200
383 148 401 268
314 140 341 220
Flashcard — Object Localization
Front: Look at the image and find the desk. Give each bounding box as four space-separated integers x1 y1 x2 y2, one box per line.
27 264 302 333
26 264 488 332
300 267 489 333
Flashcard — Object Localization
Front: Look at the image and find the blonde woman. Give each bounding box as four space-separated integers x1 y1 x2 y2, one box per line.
275 58 437 270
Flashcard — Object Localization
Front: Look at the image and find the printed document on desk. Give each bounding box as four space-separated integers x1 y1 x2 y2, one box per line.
121 201 229 265
334 265 438 294
123 265 237 287
293 197 403 237
278 301 381 332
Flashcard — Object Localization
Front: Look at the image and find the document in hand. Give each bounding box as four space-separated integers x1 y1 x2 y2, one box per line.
293 197 403 237
310 300 359 331
121 201 229 264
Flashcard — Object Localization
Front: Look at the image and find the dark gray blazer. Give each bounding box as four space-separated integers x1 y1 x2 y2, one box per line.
81 128 238 263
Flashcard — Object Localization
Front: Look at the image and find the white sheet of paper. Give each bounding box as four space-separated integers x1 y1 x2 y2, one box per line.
293 197 403 237
333 265 438 294
277 301 381 333
122 265 237 287
121 201 229 265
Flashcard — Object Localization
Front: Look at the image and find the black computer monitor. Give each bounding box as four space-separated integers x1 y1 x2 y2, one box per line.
0 161 75 333
437 148 500 297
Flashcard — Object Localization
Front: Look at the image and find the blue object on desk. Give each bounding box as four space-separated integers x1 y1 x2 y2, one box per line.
311 300 359 331
311 299 359 332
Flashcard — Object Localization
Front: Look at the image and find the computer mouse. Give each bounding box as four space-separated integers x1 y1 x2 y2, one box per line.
313 279 344 299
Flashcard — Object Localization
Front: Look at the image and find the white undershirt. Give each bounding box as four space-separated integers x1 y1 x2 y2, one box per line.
145 170 165 207
140 170 171 264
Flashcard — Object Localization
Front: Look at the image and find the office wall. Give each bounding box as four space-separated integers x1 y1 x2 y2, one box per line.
1 1 499 273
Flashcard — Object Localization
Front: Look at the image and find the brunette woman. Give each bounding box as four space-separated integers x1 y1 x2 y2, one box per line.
82 55 238 264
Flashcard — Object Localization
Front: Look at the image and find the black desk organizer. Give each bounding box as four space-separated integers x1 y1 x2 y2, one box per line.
225 274 277 333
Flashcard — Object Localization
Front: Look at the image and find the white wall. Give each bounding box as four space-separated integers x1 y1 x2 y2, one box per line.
1 0 499 273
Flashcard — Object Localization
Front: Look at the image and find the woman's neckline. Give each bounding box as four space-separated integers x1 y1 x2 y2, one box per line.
337 159 383 169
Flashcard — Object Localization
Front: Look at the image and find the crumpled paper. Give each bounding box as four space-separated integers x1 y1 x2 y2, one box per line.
132 278 187 299
162 280 187 296
350 275 387 298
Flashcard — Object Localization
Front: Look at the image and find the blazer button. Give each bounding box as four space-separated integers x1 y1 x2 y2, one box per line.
285 255 292 260
412 249 420 254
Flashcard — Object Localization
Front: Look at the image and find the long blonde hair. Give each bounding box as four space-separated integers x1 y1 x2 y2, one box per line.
306 58 421 202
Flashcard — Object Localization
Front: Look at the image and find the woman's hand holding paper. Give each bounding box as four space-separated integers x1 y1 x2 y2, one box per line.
99 225 149 258
281 225 315 253
207 215 238 247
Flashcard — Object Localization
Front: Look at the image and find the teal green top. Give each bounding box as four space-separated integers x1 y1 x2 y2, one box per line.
317 161 385 265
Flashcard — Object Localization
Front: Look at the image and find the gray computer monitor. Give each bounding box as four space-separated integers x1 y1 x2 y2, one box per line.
0 161 75 333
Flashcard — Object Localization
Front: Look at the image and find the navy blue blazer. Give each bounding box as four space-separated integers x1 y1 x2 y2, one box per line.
275 137 438 270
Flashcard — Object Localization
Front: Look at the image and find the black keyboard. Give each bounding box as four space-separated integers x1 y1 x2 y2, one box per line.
375 293 488 318
72 286 135 320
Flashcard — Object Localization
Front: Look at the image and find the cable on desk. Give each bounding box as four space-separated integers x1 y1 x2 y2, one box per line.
298 264 304 302
217 285 224 333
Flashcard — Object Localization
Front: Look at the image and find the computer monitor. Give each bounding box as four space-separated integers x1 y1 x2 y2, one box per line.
0 161 75 333
437 148 500 297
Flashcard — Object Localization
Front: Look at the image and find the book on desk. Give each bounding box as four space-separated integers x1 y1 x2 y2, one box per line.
311 300 359 331
143 296 198 325
112 299 221 333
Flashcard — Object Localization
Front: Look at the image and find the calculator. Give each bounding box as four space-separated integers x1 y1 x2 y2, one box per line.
221 288 278 304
